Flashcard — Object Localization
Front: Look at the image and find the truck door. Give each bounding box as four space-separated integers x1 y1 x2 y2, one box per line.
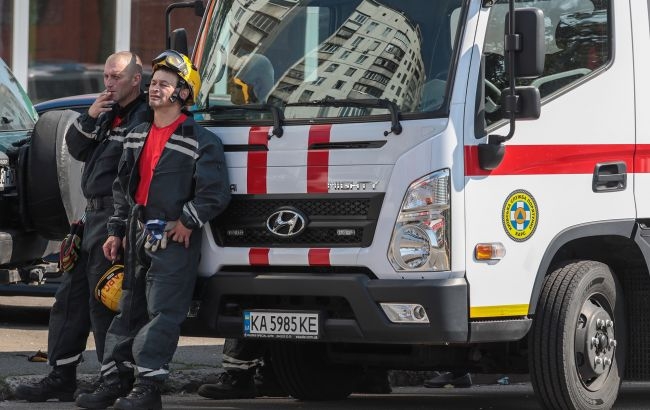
631 1 650 218
463 0 635 319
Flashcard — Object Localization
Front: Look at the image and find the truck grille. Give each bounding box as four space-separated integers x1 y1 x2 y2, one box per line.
211 193 384 247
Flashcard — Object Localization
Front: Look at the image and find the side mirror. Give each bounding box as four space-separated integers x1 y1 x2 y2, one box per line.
170 29 189 56
500 86 540 120
505 8 545 78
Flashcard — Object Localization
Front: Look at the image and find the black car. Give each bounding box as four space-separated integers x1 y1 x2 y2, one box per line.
0 60 88 296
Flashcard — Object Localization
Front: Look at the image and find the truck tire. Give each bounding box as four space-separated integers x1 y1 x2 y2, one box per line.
529 260 626 410
270 342 361 401
25 110 85 240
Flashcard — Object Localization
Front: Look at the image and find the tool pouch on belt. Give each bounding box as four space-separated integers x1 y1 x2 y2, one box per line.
59 213 86 272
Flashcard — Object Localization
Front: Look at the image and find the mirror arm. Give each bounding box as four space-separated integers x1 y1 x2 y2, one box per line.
479 0 517 169
166 1 206 49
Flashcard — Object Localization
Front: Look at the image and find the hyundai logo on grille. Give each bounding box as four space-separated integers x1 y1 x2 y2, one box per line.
266 208 307 238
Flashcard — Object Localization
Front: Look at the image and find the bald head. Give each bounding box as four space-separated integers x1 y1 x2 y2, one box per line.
107 51 143 77
103 51 143 107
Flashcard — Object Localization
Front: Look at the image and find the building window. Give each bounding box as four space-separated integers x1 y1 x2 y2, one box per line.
373 57 399 73
299 89 314 102
352 83 382 98
366 21 379 34
337 27 354 39
354 12 369 24
363 70 390 86
394 30 409 48
381 27 393 37
234 7 245 21
351 36 364 47
325 63 339 72
320 42 340 53
340 50 351 59
355 55 368 64
344 67 357 76
312 76 325 85
340 106 369 117
333 80 346 90
384 44 405 61
248 12 278 33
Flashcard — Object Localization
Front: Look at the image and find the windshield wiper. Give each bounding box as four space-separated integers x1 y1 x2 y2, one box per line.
194 104 284 139
285 98 402 136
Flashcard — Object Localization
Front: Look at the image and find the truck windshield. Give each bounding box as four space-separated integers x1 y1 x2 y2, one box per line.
193 0 465 122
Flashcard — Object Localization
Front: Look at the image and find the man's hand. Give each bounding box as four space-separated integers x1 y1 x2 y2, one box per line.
103 235 123 262
88 90 115 118
168 220 192 248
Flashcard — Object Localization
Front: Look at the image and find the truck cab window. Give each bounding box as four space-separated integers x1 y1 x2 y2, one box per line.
194 0 464 122
483 0 610 126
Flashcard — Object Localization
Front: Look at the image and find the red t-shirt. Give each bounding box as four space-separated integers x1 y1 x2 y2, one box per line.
135 114 187 205
111 115 123 128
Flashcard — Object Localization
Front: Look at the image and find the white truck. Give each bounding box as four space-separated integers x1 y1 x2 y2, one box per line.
179 0 648 408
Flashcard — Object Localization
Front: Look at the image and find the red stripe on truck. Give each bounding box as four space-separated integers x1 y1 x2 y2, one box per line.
247 127 270 193
307 124 331 193
464 144 635 176
308 248 331 266
249 248 270 266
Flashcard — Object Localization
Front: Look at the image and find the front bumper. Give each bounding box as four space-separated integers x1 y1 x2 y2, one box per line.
198 272 469 344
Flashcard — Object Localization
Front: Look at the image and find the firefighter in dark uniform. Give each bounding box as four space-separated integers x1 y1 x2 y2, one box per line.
14 52 148 402
76 50 231 410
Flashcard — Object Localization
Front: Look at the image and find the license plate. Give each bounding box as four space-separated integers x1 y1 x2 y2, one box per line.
243 310 319 339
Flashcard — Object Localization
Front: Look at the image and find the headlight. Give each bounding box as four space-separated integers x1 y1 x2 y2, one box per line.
388 170 450 272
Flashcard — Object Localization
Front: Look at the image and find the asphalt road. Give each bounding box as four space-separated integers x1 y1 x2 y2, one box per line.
2 296 650 409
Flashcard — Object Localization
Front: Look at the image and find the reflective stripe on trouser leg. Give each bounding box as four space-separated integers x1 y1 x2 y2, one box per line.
133 231 201 381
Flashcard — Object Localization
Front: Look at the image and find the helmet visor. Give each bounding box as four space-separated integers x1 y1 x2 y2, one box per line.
152 50 189 78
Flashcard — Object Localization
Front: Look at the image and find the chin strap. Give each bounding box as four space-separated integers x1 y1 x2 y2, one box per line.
169 79 189 105
169 87 183 104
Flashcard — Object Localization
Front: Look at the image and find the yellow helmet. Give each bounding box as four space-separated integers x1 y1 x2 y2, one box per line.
152 49 201 106
95 264 124 312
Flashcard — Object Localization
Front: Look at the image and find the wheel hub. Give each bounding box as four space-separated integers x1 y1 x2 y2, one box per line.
575 299 617 386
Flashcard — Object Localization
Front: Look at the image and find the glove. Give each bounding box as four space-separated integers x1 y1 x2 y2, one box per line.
143 219 170 252
60 232 81 272
59 216 85 272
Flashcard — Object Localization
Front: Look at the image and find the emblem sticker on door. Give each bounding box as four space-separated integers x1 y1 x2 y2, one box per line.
502 190 538 242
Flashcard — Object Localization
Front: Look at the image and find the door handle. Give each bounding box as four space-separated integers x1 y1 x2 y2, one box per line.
592 162 626 192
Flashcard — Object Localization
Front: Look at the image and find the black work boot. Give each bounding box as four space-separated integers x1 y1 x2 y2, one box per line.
113 377 162 410
197 370 256 399
74 375 103 399
14 365 77 402
75 372 133 409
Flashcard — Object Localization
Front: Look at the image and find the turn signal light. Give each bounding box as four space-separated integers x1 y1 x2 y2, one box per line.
474 243 506 261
